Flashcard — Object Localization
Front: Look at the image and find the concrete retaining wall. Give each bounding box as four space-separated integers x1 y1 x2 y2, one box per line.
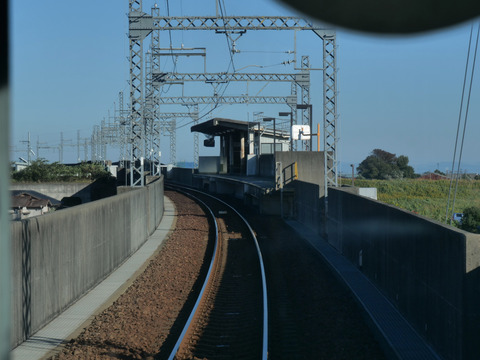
276 152 326 233
10 176 164 348
276 152 326 196
326 187 480 360
198 156 220 174
258 154 274 177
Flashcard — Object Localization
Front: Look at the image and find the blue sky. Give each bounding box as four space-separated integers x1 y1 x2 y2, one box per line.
10 0 480 174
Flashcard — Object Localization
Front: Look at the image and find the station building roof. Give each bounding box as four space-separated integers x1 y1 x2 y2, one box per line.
191 118 253 136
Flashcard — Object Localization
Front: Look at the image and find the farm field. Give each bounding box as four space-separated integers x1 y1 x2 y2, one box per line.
343 178 480 225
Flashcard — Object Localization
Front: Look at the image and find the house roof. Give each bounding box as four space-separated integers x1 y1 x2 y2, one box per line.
11 191 60 208
419 172 448 180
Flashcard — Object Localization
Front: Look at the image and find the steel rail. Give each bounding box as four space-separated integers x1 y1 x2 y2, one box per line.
167 184 269 360
166 188 219 360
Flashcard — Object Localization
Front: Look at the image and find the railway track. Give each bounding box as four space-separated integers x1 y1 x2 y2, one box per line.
166 185 268 360
49 187 385 360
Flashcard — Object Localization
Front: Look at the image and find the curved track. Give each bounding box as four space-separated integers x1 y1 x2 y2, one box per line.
167 185 268 360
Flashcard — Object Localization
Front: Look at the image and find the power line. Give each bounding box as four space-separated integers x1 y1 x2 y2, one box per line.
218 0 236 73
159 0 177 95
446 23 480 224
175 106 219 131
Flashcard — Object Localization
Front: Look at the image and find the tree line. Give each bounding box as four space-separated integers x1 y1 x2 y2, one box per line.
11 159 111 182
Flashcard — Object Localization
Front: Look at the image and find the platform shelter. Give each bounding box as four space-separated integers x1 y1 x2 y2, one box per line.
191 118 289 176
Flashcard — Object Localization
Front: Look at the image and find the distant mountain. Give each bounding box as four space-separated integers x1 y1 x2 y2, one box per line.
340 161 480 177
411 162 480 175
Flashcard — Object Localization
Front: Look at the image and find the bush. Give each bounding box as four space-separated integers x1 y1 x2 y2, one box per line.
11 159 110 182
341 178 480 224
460 206 480 233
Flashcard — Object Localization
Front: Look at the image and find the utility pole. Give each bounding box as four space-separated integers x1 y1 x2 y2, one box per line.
118 91 126 167
60 132 63 163
59 132 74 163
83 138 88 162
20 132 33 164
36 138 57 160
77 130 81 162
351 164 355 186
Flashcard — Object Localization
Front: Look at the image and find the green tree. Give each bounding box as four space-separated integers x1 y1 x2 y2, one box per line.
397 155 415 178
357 149 415 180
11 159 110 182
78 162 110 180
460 206 480 233
12 158 50 182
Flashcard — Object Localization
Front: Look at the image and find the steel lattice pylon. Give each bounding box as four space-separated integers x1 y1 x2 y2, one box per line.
300 55 311 151
128 0 150 186
156 95 298 105
168 118 176 165
153 72 300 83
128 10 338 193
158 118 176 164
151 16 325 30
289 82 298 151
150 5 161 175
154 111 198 165
118 91 128 168
144 48 160 175
316 30 338 194
187 104 200 168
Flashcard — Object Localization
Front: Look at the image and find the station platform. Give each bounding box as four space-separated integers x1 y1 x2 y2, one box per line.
193 173 276 194
285 219 442 360
10 197 176 360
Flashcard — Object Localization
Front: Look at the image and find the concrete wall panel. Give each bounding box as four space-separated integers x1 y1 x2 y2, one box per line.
258 154 274 178
326 187 480 360
168 168 195 186
276 151 325 195
464 234 480 357
198 156 220 174
273 152 326 234
10 176 164 348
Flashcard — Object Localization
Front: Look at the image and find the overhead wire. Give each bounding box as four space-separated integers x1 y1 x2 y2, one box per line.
218 0 236 73
236 50 293 54
445 25 473 223
180 0 184 46
445 23 480 224
450 24 480 222
172 60 292 130
174 0 238 131
161 0 227 130
168 1 292 132
159 0 177 95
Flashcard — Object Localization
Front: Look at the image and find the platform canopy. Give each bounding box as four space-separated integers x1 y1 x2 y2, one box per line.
191 118 253 136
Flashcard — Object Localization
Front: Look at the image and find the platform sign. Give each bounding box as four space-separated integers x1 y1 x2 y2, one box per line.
291 125 311 140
